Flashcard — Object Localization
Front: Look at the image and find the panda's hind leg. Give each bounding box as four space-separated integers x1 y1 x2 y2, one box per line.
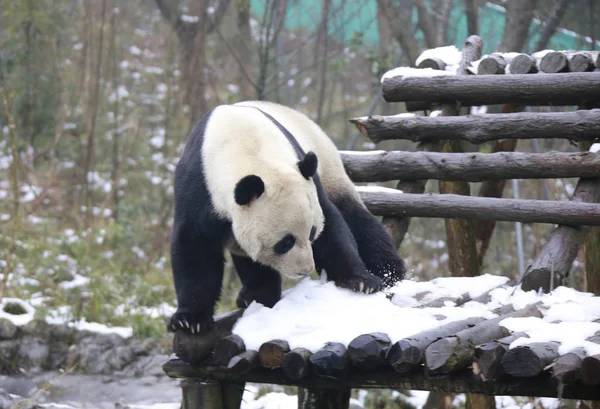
232 254 282 308
331 194 406 288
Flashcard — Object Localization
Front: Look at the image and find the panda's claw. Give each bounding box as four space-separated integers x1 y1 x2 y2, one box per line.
177 320 184 328
196 323 201 334
366 287 372 294
359 282 365 292
183 319 190 329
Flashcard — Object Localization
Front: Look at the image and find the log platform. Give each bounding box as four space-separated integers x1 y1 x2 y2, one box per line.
162 282 600 409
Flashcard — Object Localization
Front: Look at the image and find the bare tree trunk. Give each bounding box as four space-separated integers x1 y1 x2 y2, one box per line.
590 0 597 51
109 3 121 221
377 0 420 65
235 0 256 100
414 0 438 48
532 0 572 52
315 0 331 124
465 0 479 35
497 0 537 53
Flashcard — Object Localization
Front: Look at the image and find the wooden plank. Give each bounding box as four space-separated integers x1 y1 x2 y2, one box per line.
341 151 600 183
349 109 600 144
382 72 600 107
358 191 600 226
162 359 600 400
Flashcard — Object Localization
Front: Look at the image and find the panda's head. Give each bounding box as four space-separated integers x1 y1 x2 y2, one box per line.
231 151 324 279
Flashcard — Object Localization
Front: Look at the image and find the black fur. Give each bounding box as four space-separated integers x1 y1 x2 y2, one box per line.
234 175 265 205
168 105 406 336
298 151 318 180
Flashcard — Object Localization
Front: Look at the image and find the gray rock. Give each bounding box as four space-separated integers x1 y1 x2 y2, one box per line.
18 337 50 374
0 319 17 341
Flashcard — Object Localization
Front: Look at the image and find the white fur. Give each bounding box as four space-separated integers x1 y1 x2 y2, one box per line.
202 103 329 278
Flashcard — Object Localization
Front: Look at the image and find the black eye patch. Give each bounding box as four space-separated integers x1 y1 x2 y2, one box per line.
274 234 296 255
309 226 317 241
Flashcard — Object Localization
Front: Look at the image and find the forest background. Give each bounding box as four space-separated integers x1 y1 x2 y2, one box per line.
0 0 598 340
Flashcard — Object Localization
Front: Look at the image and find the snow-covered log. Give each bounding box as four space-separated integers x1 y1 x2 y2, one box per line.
282 347 313 380
341 150 600 183
521 178 600 293
552 347 588 384
501 342 561 377
309 342 349 379
388 317 486 374
382 72 600 108
349 109 600 145
259 339 290 368
358 191 600 226
211 334 246 366
347 332 391 370
581 354 600 385
226 350 259 375
172 309 244 365
474 332 529 381
424 303 543 374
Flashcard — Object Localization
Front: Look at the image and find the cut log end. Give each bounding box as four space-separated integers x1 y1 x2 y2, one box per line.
508 54 538 74
212 334 246 366
418 57 446 71
282 347 313 380
309 342 349 379
540 52 569 73
388 341 423 373
569 54 595 72
581 354 600 385
259 339 291 368
502 342 560 378
227 350 259 375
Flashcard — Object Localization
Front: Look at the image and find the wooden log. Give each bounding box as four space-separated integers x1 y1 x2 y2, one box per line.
387 316 487 373
418 57 446 71
521 178 600 293
507 54 538 74
581 354 600 385
347 332 391 370
569 53 596 72
474 332 529 381
226 350 259 376
282 347 313 380
358 191 600 226
172 309 244 365
212 334 246 366
424 303 543 374
298 387 351 409
540 51 571 73
341 150 600 183
553 347 588 384
417 283 507 309
163 358 600 400
181 379 223 409
309 342 349 379
478 55 507 74
381 72 600 107
501 341 561 377
258 339 290 368
349 109 600 145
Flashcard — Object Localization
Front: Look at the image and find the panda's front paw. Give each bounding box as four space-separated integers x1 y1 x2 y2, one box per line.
236 285 281 309
335 273 383 295
167 311 214 335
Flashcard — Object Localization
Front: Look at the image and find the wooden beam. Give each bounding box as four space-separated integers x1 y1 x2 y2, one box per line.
341 151 600 183
163 360 600 400
382 72 600 107
349 109 600 144
358 191 600 226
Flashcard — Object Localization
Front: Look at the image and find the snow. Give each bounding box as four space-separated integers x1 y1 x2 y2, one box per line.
232 274 600 358
0 297 36 326
415 45 462 67
590 143 600 153
355 185 402 194
380 67 454 83
58 273 91 289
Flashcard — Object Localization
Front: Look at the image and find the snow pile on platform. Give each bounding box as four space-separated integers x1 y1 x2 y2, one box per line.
232 274 600 355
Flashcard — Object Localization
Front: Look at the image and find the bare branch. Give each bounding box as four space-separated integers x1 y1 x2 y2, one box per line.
532 0 572 52
497 0 537 53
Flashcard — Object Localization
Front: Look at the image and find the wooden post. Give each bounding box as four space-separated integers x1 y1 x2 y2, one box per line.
298 388 351 409
438 35 482 278
181 380 223 409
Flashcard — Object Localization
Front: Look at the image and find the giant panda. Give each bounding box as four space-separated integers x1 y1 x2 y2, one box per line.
168 100 406 335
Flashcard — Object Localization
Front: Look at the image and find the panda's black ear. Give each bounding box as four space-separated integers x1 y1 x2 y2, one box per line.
235 175 265 205
298 151 318 180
